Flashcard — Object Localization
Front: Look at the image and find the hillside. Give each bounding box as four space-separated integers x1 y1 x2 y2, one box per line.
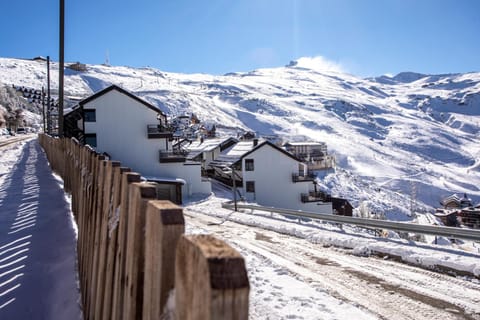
1 57 479 220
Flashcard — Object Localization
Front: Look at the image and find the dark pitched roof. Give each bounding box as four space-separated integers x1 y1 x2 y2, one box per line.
234 140 302 164
78 84 166 116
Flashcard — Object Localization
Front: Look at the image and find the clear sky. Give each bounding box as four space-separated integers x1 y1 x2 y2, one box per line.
1 0 479 77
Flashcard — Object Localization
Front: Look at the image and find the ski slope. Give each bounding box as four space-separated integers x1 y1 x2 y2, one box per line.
1 57 480 222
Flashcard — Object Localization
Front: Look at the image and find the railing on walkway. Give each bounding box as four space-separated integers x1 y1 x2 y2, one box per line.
39 134 249 320
222 202 480 242
301 191 329 203
292 171 316 183
159 149 188 163
147 124 173 139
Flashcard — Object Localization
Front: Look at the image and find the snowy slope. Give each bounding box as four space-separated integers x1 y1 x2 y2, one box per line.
1 57 479 220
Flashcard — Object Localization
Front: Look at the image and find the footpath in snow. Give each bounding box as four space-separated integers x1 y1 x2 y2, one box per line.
0 138 82 319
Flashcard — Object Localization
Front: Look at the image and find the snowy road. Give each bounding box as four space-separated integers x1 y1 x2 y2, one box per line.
184 206 480 319
0 139 81 319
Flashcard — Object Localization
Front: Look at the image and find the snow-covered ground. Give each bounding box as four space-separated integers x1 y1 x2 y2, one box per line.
183 182 480 319
1 56 479 223
1 136 480 319
0 138 82 319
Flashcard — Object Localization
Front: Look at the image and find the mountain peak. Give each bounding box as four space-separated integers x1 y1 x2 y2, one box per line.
286 56 345 73
392 71 428 83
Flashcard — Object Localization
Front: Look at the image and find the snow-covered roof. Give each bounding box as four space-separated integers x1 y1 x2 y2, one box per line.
78 84 166 117
212 140 301 167
184 137 238 159
186 138 227 153
216 140 257 164
143 176 186 185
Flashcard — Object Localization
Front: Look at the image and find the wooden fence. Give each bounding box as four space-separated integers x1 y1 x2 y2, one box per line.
38 134 250 320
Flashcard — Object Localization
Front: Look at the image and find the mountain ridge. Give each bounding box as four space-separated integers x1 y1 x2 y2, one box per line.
1 56 479 220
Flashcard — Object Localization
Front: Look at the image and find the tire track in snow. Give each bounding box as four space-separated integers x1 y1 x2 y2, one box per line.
184 209 480 319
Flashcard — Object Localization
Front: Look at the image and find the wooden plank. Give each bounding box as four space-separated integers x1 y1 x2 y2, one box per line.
175 234 250 320
79 148 96 290
88 159 108 319
122 183 157 320
94 160 121 320
85 154 105 317
142 200 185 320
111 172 141 320
101 166 130 320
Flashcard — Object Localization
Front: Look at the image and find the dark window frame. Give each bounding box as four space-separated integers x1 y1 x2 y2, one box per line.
84 109 96 122
245 158 254 171
84 133 97 147
246 180 255 193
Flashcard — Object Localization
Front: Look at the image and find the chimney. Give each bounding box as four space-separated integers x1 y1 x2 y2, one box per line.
253 138 259 147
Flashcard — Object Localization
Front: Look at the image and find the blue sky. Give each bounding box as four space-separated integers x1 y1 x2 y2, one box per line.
1 0 479 77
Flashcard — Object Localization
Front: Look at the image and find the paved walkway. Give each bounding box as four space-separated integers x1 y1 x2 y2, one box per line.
0 139 82 319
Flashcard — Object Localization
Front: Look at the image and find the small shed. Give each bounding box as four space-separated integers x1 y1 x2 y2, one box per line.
68 62 87 72
331 197 353 216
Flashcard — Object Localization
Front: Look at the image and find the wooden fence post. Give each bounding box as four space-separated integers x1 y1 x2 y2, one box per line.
175 235 250 320
143 200 185 320
101 166 131 320
110 172 141 320
38 136 252 320
87 159 108 319
93 160 120 320
83 154 105 317
123 182 158 320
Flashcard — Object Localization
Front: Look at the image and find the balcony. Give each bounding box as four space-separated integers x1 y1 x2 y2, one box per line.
301 191 328 203
292 171 316 183
147 124 173 139
159 150 188 163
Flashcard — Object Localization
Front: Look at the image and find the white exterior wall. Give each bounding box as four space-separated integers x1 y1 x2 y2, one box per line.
157 162 211 196
241 144 332 214
203 147 221 168
83 89 210 196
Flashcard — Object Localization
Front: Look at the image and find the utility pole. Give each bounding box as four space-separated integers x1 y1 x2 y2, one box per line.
41 87 46 132
58 0 65 137
232 165 238 211
47 56 51 134
410 181 417 217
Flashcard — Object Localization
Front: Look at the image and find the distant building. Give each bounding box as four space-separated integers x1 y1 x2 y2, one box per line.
283 141 335 170
67 62 87 72
440 193 473 209
210 139 333 214
182 137 238 175
435 193 479 229
64 85 211 202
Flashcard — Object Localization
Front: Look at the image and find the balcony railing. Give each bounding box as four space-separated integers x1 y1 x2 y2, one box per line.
147 124 173 139
292 171 316 183
159 150 188 163
301 191 328 203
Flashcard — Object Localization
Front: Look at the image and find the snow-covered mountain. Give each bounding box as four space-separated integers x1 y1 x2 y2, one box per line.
1 57 479 220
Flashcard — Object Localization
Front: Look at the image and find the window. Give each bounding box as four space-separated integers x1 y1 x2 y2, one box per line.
246 181 255 193
245 159 254 171
84 133 97 147
84 109 96 122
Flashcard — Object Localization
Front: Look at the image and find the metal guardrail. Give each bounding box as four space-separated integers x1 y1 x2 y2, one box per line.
222 202 480 242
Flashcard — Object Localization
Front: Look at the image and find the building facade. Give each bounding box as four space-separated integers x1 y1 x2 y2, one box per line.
66 85 211 199
236 141 332 214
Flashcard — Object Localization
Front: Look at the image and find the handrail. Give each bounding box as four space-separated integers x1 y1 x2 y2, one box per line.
222 202 480 242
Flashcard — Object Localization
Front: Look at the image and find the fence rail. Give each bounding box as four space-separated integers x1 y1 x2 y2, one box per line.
222 202 480 242
39 134 249 320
